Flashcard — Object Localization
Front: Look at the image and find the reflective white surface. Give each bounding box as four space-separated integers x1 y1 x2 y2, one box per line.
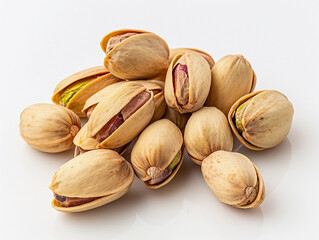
1 0 318 239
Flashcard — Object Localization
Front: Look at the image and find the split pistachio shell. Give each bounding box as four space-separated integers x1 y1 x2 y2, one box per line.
50 149 134 212
184 107 233 165
101 29 169 80
74 143 130 157
169 48 215 69
131 119 184 189
202 151 265 209
165 52 211 114
52 66 122 117
74 82 155 150
205 55 256 116
228 90 294 150
19 103 81 153
162 106 191 132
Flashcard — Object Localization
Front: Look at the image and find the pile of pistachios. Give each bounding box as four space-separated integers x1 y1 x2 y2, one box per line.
19 29 294 212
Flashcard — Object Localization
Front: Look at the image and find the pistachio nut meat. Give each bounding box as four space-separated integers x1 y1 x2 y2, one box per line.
169 48 215 69
162 106 191 133
202 150 265 209
100 29 169 80
52 66 123 117
184 107 233 165
165 51 211 114
19 103 81 153
228 90 294 150
131 119 184 189
74 82 155 150
205 55 256 116
50 149 134 212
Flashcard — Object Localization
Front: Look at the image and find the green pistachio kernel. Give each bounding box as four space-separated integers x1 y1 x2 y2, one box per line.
235 99 252 134
58 79 92 106
168 150 181 170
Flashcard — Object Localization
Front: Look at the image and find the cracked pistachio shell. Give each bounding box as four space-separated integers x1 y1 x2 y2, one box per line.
74 82 155 150
202 151 265 209
165 52 211 114
19 103 81 153
131 119 184 189
162 106 191 132
184 107 233 165
101 29 169 80
169 48 215 69
52 66 122 117
50 149 134 212
205 55 256 116
228 90 294 150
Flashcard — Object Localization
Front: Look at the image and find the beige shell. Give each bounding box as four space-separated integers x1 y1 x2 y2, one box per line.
50 149 134 212
74 143 130 158
101 29 169 80
162 106 191 132
228 90 294 150
201 150 265 209
74 82 155 150
184 107 233 165
52 66 122 117
205 55 256 116
165 52 211 114
19 103 81 153
131 119 184 189
169 48 215 69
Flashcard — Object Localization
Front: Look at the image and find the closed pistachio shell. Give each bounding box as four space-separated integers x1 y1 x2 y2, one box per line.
202 151 265 209
50 149 134 212
162 106 191 132
205 55 256 116
131 119 184 189
228 90 294 150
101 29 169 80
184 107 233 165
74 82 155 150
52 66 122 117
169 48 215 69
19 103 81 153
165 52 211 114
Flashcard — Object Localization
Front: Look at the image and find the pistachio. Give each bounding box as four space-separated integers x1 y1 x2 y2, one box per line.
201 150 265 209
228 90 294 150
205 55 256 116
52 66 123 117
74 82 155 150
162 107 191 132
184 107 233 165
131 119 183 189
50 149 134 212
19 103 81 153
165 52 211 114
74 143 130 157
101 29 169 80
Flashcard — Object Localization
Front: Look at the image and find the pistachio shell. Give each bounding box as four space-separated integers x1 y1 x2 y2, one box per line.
52 66 122 117
184 107 233 165
201 151 265 209
131 119 184 189
228 90 294 150
169 48 215 69
74 82 155 150
74 143 130 157
165 52 211 114
162 107 191 132
50 149 134 212
19 103 81 153
205 55 256 116
101 29 169 80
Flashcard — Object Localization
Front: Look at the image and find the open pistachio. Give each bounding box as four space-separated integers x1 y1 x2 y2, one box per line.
202 151 265 209
101 29 169 80
162 106 191 133
74 82 155 150
52 66 123 117
228 90 294 150
50 149 134 212
19 103 81 153
184 107 233 165
131 119 184 189
205 55 256 116
74 143 130 157
165 52 211 114
169 48 215 69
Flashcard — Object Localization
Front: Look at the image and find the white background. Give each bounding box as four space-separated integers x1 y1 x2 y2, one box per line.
1 0 318 239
